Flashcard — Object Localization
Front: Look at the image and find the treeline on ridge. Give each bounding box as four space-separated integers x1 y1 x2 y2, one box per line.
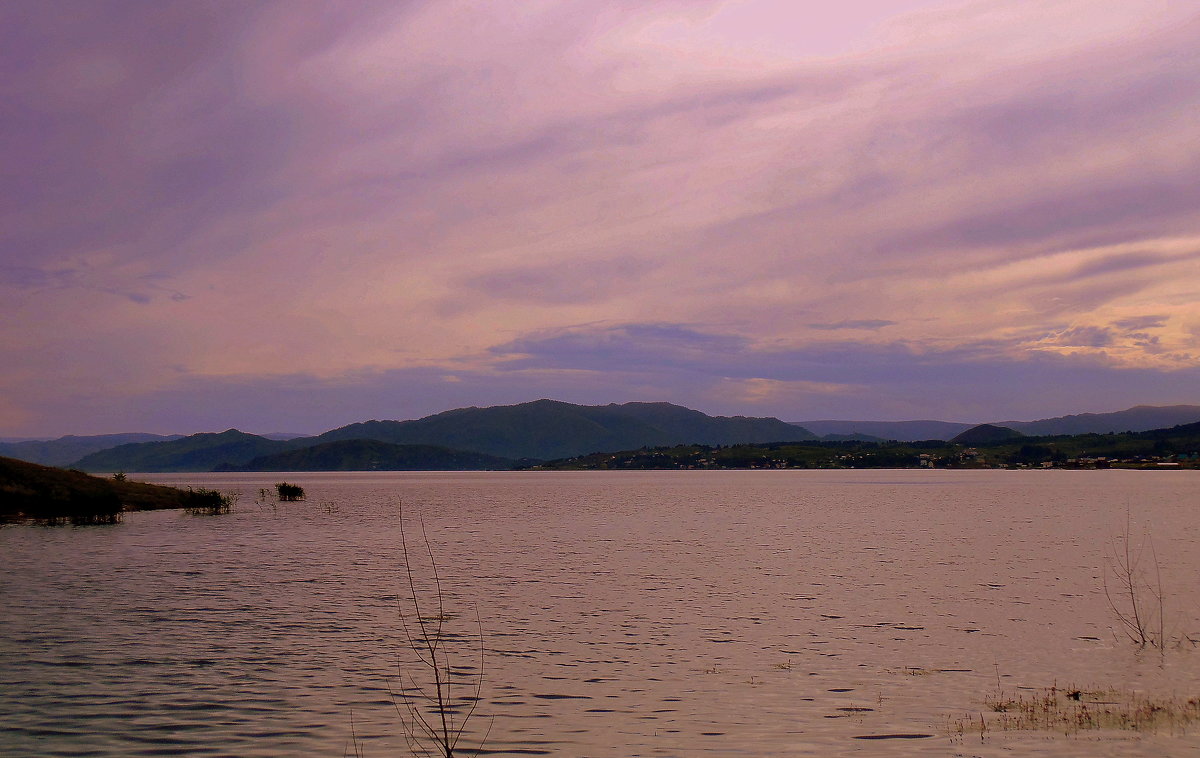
529 422 1200 471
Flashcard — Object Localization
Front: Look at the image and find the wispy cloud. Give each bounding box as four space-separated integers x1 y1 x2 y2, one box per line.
808 320 896 331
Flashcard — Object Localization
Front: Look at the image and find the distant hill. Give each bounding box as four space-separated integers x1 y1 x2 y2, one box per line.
794 405 1200 441
217 439 515 471
818 432 888 442
1133 420 1200 446
530 419 1200 471
792 419 973 441
314 400 815 460
0 433 183 466
995 405 1200 436
258 432 310 441
0 455 228 521
72 429 293 472
950 424 1024 445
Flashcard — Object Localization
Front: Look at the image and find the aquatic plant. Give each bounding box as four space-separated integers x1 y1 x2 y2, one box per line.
275 482 306 501
183 488 235 516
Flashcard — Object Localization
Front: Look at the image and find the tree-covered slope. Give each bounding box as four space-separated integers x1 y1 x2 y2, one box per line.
995 405 1200 436
315 399 814 460
529 421 1200 470
217 439 516 471
790 419 974 441
71 429 294 472
950 424 1024 445
793 405 1200 441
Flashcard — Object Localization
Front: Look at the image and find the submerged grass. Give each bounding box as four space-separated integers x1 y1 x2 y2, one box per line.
951 684 1200 738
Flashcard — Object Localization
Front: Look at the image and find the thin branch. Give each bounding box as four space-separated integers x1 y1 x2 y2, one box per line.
391 498 490 757
1103 510 1172 650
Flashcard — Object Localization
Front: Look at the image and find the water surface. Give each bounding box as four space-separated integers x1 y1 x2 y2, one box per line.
2 470 1198 756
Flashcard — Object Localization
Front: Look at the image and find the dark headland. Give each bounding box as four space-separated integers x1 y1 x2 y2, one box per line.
0 455 227 523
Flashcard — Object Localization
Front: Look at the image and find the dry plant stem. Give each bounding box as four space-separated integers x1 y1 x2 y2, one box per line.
394 500 490 758
965 685 1200 736
1150 535 1165 647
347 711 364 758
1103 510 1168 649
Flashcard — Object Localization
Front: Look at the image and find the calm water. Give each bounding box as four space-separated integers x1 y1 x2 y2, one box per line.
2 470 1199 757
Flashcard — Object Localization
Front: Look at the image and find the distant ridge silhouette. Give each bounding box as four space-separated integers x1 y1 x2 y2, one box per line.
793 405 1200 441
68 400 816 471
14 402 1200 471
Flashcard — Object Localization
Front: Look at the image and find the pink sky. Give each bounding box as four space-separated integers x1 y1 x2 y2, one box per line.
3 0 1199 435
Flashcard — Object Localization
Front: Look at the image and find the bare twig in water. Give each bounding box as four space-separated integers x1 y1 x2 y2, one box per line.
346 711 364 758
389 500 491 758
1102 509 1170 649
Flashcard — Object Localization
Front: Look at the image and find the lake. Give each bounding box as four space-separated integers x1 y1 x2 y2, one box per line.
2 470 1199 756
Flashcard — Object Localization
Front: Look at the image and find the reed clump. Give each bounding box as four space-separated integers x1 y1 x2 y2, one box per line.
183 488 235 515
275 482 306 501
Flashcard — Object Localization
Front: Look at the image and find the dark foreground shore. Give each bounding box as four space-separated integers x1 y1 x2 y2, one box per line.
0 455 227 523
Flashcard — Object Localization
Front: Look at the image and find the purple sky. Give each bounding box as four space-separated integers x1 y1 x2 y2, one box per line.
4 0 1200 435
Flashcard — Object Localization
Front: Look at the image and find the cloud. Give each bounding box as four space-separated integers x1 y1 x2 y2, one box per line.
3 0 1200 433
715 377 859 407
25 335 1197 436
461 256 656 305
0 261 189 304
1113 315 1168 331
1071 251 1198 281
491 321 1047 387
1048 326 1115 348
494 322 750 372
808 320 896 331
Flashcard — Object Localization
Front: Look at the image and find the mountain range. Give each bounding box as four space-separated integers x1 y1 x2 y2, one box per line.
792 404 1200 441
0 433 184 467
68 400 814 472
8 401 1200 473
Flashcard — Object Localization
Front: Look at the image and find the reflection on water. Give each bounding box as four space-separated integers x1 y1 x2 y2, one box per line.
2 470 1198 756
